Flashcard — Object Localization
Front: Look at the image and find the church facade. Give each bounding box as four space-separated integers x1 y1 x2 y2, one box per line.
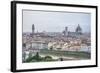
63 24 82 37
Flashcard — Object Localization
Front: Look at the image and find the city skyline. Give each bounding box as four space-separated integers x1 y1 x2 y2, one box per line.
23 10 91 33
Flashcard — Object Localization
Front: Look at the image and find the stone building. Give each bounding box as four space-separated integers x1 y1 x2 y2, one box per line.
63 24 82 37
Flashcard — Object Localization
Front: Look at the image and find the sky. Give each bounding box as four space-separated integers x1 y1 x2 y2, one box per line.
23 10 91 33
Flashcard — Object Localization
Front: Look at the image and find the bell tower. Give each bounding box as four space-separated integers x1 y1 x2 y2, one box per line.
32 24 35 34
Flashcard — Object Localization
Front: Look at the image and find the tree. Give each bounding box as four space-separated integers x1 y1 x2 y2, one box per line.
44 56 52 61
35 52 40 59
33 52 41 61
22 52 26 62
29 51 32 58
25 52 33 62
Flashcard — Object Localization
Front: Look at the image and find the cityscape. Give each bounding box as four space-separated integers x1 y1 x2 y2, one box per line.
22 10 91 63
22 23 91 63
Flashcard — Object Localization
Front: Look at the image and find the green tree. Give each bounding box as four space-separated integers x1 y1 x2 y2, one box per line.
44 56 53 61
25 52 33 62
22 52 26 62
29 51 32 58
33 52 42 61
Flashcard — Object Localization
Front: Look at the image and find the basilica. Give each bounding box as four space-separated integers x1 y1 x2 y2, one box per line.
63 24 82 37
31 24 83 37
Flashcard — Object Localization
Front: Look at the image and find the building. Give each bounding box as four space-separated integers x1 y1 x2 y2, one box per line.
32 24 35 34
76 24 82 34
63 27 68 36
31 41 48 49
63 24 82 37
31 24 83 37
22 24 90 52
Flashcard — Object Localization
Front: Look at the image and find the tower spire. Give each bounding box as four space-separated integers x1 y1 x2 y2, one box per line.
32 24 35 34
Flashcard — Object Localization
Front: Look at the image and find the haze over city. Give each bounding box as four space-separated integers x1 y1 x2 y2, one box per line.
23 10 91 33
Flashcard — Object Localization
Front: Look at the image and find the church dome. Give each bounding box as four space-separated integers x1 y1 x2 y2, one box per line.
76 24 82 32
76 24 82 33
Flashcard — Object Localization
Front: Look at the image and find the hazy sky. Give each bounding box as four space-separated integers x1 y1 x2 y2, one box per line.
23 10 91 33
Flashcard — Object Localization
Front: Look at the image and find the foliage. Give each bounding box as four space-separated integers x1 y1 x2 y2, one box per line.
24 49 91 63
25 52 54 62
44 56 53 61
